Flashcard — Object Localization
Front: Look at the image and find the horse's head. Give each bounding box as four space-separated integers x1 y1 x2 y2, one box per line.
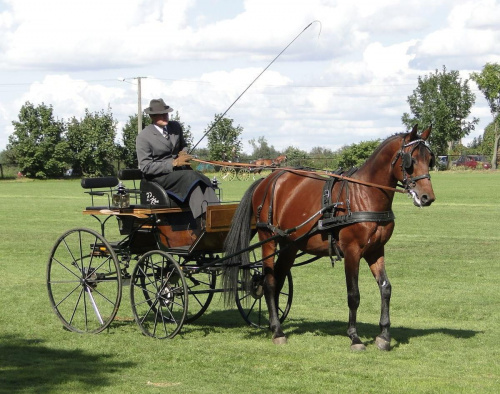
275 155 287 164
393 125 436 207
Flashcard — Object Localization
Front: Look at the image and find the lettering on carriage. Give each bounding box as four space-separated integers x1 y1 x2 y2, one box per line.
146 192 159 205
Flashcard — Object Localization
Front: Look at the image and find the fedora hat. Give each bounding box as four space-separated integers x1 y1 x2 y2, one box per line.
144 98 173 114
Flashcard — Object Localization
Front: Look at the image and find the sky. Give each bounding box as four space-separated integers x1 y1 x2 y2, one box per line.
1 0 499 155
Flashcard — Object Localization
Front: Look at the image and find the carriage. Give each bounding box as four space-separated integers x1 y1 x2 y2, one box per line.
46 168 293 339
47 126 435 349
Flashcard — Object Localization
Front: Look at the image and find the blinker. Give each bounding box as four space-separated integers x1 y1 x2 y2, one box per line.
402 152 413 170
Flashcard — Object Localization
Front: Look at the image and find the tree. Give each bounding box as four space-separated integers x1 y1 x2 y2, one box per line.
206 114 243 161
171 111 193 149
471 63 500 168
66 108 118 177
337 139 380 169
248 136 279 159
7 101 69 178
402 66 478 155
282 146 310 167
121 114 151 168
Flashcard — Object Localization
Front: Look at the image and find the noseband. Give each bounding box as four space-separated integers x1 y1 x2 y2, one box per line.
392 139 434 191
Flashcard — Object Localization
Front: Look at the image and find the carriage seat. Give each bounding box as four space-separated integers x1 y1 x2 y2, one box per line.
118 168 183 209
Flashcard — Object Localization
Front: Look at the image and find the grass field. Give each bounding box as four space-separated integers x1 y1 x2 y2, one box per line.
0 171 499 393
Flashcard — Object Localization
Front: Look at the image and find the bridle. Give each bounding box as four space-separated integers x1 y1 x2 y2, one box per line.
392 138 435 191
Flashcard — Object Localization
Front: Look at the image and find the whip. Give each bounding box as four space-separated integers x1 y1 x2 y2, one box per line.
189 20 322 154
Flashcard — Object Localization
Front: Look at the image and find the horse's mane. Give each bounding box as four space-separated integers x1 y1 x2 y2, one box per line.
357 132 406 171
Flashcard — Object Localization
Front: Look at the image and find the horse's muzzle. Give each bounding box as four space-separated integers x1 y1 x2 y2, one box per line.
409 189 435 207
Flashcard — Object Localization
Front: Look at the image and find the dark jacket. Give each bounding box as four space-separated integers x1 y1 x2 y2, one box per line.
136 121 187 176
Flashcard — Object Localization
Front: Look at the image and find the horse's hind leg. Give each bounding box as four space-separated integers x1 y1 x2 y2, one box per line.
366 251 392 351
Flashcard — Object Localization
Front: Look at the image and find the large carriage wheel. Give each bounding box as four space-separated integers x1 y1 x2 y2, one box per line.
235 250 293 328
237 168 251 181
47 228 122 333
130 250 188 339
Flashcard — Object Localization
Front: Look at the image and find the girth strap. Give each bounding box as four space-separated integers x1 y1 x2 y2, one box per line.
318 210 395 230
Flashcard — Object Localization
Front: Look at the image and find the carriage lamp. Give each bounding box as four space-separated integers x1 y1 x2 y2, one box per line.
211 176 219 188
112 182 130 208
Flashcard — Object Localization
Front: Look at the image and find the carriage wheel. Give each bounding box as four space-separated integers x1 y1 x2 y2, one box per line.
220 166 236 181
237 168 251 181
184 268 217 323
235 251 293 328
172 254 217 324
130 250 188 339
47 228 122 334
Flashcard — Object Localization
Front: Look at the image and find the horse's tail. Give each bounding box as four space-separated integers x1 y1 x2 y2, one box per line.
222 178 264 306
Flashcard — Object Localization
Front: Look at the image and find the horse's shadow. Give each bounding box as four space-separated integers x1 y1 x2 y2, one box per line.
183 310 481 348
282 318 480 348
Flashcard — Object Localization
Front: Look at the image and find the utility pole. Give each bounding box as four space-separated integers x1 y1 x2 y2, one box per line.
135 77 146 134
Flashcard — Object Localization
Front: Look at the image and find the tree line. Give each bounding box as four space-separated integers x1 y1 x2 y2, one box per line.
1 63 500 178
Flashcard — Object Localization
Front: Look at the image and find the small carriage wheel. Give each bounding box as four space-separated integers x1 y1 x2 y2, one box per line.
184 268 217 323
235 255 293 328
237 168 251 181
46 228 122 334
130 250 188 339
172 254 217 323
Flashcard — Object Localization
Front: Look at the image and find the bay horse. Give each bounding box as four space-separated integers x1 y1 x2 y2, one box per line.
223 125 435 350
253 155 287 175
254 155 287 167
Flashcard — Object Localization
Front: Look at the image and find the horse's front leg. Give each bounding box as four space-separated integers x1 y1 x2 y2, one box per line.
366 249 392 351
262 243 296 344
344 253 365 351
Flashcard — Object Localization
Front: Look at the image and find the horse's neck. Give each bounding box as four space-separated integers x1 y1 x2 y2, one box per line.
347 141 399 209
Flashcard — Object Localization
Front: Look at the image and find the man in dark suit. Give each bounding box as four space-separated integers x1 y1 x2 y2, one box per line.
136 98 218 218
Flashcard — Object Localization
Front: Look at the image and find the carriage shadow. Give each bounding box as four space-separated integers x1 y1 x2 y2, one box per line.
183 311 481 347
0 335 135 392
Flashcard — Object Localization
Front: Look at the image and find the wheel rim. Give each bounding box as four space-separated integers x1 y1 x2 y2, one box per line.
46 228 122 333
235 250 293 328
130 251 188 339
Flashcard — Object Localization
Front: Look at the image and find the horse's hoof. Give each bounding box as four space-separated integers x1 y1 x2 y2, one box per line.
272 336 287 345
375 336 391 351
350 343 366 351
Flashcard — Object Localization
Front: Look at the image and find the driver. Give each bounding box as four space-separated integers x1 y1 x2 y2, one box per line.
136 98 219 218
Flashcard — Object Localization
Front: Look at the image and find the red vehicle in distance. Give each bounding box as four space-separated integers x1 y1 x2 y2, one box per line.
453 155 491 169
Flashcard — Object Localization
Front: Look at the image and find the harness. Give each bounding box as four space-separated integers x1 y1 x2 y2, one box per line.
392 138 434 191
251 137 434 265
255 168 396 265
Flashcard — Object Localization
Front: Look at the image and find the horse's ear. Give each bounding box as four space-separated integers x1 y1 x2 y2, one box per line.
408 124 418 141
421 124 432 141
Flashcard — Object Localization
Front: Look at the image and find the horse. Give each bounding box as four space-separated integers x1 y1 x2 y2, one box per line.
254 155 287 167
223 125 435 350
253 155 287 175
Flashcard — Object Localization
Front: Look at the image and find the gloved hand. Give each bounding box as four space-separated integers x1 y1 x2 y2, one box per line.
173 154 193 167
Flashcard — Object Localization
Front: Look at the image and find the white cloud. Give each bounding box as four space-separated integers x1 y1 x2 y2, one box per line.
0 0 496 154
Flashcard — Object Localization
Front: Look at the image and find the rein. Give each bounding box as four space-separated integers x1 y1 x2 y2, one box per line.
192 158 407 194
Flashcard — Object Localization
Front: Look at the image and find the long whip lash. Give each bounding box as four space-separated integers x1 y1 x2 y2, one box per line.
189 20 321 153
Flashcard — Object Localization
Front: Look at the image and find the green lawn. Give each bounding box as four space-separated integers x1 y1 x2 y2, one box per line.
0 171 499 393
